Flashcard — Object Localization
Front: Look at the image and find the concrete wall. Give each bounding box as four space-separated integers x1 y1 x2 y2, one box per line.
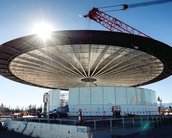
4 120 92 138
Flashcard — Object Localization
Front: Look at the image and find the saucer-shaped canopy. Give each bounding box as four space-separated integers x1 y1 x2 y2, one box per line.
0 30 172 89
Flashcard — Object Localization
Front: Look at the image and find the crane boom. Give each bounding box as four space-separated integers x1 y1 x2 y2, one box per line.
99 0 172 11
84 7 150 38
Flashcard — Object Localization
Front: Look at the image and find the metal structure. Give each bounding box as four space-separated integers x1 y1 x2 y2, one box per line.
98 0 172 12
84 1 172 37
84 7 150 38
0 30 172 89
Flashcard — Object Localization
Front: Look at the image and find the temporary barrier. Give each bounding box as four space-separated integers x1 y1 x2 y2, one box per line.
4 120 27 133
5 120 92 138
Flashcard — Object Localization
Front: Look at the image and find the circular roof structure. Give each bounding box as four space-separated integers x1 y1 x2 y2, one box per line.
0 30 172 89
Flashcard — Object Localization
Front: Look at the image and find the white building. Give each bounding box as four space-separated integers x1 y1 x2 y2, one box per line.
68 86 158 116
43 89 68 112
43 86 158 116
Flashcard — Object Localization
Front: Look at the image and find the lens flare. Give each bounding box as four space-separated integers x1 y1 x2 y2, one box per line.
33 21 54 41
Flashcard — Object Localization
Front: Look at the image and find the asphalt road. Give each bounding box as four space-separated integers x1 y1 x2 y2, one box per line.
0 130 32 138
116 124 172 138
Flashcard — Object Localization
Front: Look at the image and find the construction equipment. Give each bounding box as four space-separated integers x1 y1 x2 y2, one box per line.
84 7 150 38
98 0 172 12
84 0 172 38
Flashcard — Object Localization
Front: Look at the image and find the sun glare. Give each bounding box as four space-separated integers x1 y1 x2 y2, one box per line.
33 22 54 41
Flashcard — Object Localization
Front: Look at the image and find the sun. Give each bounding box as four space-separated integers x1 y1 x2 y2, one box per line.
33 21 54 41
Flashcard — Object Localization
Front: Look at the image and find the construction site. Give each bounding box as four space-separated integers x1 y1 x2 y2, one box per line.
0 0 172 138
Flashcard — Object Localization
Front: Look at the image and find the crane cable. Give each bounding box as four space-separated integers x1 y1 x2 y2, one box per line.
98 0 172 12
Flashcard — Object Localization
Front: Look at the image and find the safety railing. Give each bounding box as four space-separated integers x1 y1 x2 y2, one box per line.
83 115 171 130
12 115 172 130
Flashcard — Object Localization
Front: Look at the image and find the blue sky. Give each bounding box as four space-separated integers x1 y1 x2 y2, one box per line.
0 0 172 108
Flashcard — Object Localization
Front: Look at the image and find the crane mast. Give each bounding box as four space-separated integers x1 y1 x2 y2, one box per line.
84 8 150 38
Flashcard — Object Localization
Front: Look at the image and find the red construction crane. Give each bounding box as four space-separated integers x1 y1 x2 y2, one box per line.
84 0 172 38
84 7 150 38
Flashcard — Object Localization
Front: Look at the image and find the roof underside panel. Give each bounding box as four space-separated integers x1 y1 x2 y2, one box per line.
0 30 172 89
9 44 163 89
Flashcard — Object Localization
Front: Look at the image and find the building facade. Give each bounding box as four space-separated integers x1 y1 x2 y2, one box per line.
68 86 158 116
43 89 68 112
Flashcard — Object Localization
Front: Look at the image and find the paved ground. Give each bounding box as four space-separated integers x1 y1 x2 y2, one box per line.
0 130 32 138
113 124 172 138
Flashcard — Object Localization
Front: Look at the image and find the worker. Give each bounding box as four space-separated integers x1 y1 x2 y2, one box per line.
112 106 116 118
78 109 83 124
